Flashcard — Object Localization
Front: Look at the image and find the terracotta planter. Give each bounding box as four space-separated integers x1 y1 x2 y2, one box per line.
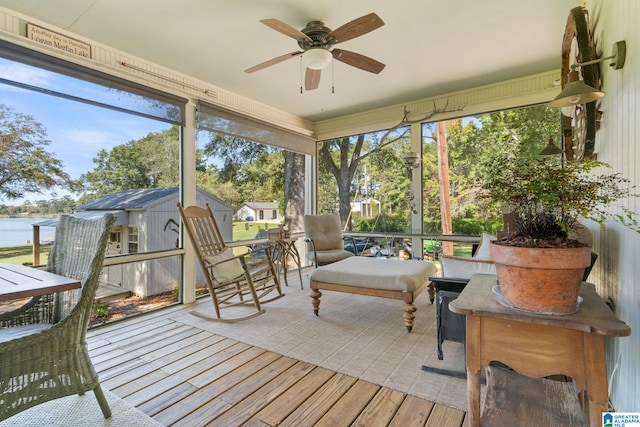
489 242 592 314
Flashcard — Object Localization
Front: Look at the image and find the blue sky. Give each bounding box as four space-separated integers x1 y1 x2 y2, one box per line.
0 57 169 205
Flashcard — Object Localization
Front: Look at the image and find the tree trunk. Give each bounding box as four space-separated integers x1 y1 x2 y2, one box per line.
437 121 453 255
284 151 305 233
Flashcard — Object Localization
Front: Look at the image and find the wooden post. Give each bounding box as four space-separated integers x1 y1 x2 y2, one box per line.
32 225 41 266
437 121 453 255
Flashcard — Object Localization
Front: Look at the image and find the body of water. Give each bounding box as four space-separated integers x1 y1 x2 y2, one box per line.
0 217 57 247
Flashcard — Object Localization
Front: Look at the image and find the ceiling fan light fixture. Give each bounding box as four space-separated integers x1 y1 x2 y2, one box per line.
302 48 332 70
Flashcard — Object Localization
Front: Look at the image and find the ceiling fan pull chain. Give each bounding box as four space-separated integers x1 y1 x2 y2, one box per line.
332 61 335 94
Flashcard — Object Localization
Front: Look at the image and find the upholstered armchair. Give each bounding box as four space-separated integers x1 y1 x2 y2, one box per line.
303 214 355 268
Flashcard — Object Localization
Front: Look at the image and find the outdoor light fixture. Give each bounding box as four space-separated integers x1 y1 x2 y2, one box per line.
549 41 626 108
402 152 421 169
302 48 333 70
402 152 421 215
539 137 563 156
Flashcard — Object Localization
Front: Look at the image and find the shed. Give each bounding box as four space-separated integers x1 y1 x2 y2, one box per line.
35 187 233 297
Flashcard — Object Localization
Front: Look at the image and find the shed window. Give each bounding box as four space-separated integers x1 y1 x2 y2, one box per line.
128 227 139 254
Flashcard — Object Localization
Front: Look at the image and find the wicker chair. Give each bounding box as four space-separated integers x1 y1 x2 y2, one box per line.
178 203 283 322
0 213 115 421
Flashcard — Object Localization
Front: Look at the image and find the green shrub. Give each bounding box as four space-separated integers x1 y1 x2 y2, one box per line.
93 303 110 319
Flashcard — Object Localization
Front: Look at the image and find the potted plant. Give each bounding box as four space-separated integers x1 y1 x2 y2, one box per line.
481 154 638 314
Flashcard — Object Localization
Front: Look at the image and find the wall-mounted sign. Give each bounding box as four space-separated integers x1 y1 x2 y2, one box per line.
27 23 91 59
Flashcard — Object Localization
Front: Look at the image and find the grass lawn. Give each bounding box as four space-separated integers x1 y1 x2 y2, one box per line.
233 220 281 241
0 244 50 265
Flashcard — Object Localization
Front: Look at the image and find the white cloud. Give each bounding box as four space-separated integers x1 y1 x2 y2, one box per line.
0 60 54 88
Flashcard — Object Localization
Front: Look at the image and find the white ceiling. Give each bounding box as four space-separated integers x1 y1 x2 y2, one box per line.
0 0 579 122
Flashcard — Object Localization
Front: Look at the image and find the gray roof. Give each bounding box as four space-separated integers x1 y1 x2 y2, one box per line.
75 187 179 210
241 201 279 210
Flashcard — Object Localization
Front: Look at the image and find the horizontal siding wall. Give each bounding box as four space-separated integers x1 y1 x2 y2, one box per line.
592 0 639 412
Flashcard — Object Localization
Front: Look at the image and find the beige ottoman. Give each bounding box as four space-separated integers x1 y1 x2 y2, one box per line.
309 257 437 332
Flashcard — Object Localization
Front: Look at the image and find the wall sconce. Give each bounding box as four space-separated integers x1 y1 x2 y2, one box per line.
538 137 563 156
549 41 626 108
402 152 421 214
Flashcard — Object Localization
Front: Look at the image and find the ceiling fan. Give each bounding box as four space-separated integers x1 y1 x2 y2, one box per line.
245 12 385 91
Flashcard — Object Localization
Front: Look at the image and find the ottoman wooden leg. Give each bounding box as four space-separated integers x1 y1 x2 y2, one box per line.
403 302 417 332
311 289 322 316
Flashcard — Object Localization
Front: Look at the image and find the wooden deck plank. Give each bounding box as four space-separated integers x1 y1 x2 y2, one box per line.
353 387 406 426
152 352 283 424
123 342 252 404
252 366 336 425
156 336 238 374
424 403 466 427
91 324 200 369
389 394 435 427
168 357 313 427
88 317 177 346
110 369 170 397
99 333 225 386
278 373 358 426
137 381 198 415
316 379 381 426
89 321 187 357
188 345 267 388
84 284 469 427
205 360 317 426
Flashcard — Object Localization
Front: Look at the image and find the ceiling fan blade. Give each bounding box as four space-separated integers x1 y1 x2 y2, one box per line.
328 13 384 44
333 49 385 74
305 68 321 91
260 18 312 42
244 51 303 73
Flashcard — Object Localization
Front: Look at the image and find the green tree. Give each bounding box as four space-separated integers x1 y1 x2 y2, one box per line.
0 104 73 200
200 133 286 206
318 127 410 229
446 105 561 222
77 127 180 201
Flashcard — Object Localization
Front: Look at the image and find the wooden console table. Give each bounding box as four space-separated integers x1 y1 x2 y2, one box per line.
449 274 631 427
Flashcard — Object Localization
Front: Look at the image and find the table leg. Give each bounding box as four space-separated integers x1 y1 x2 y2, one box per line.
585 333 609 427
288 243 304 289
465 315 482 427
277 242 290 287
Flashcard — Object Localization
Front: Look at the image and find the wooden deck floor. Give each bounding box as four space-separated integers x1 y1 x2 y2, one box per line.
87 297 469 427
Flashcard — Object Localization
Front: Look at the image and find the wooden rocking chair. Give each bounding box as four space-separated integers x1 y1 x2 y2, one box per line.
177 203 283 322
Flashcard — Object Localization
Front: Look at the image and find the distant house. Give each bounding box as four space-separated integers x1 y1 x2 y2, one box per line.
236 201 282 222
39 187 233 297
350 198 381 218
